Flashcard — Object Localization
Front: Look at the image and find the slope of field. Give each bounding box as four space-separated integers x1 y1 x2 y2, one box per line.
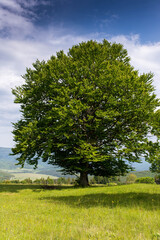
10 172 57 180
0 169 59 181
0 184 160 239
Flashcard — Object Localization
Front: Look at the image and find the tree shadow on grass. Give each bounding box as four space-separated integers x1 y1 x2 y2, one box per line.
0 184 76 193
1 184 160 211
39 192 160 210
0 184 42 193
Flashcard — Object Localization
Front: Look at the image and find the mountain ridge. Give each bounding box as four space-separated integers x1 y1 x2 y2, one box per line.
0 147 151 172
0 147 62 178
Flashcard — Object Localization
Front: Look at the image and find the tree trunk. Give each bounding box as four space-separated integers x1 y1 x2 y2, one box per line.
79 172 89 187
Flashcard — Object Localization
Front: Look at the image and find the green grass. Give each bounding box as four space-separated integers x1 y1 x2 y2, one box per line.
0 184 160 239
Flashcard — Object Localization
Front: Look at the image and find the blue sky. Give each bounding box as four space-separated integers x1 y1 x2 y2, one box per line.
0 0 160 147
32 0 160 42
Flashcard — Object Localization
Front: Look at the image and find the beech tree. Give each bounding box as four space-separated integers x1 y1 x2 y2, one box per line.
11 40 159 186
149 109 160 173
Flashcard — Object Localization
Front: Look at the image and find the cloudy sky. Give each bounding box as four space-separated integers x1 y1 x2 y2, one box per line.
0 0 160 148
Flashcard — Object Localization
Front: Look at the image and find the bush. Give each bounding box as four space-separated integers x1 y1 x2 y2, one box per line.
21 178 32 184
33 178 41 184
135 177 155 184
2 180 11 184
10 179 20 184
90 176 119 184
126 174 137 184
46 177 54 184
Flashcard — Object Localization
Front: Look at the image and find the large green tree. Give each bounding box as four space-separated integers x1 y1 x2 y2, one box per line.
12 40 159 186
148 109 160 173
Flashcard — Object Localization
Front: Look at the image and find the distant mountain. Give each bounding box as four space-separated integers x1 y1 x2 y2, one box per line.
132 160 151 171
0 147 62 177
0 147 151 177
0 147 18 170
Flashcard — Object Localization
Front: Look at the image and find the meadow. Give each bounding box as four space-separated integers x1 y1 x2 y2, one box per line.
0 184 160 240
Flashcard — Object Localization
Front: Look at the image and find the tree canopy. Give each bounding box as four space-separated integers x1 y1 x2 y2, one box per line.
12 40 159 186
148 109 160 173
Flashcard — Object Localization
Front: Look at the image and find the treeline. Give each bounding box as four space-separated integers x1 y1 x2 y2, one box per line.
1 177 74 185
1 176 120 185
90 176 119 184
1 174 160 185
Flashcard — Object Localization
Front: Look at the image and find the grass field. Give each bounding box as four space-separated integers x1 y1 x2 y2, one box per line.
0 184 160 240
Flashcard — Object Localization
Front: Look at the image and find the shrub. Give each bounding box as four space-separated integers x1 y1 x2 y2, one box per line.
33 178 41 184
126 174 137 184
10 180 20 184
21 178 32 184
90 176 119 184
46 177 54 185
57 177 67 185
2 180 11 184
135 177 155 184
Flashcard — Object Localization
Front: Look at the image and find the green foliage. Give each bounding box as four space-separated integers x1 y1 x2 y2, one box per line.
126 173 137 184
10 179 20 184
11 40 160 186
90 175 119 184
34 176 56 185
1 177 74 185
149 109 160 173
154 175 160 184
21 178 32 184
135 177 155 184
56 177 68 185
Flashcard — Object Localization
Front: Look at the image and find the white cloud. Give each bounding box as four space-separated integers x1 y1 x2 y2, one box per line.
0 0 51 38
17 0 50 8
110 35 160 96
0 0 50 12
0 0 23 13
0 8 33 37
0 0 36 39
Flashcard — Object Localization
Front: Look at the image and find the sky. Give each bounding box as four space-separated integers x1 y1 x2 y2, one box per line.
0 0 160 148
